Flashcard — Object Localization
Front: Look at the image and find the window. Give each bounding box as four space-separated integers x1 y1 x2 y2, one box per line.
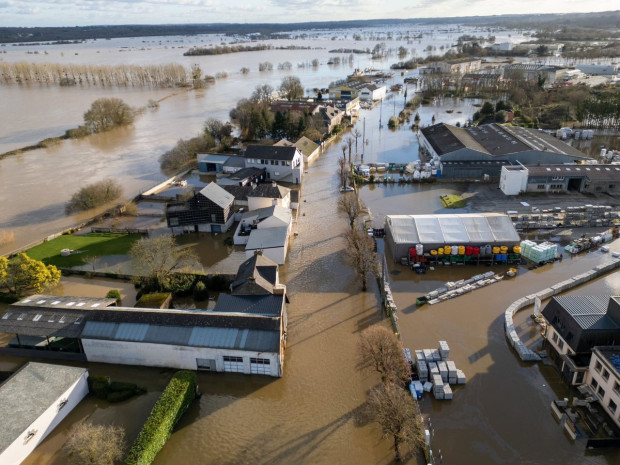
281 161 286 166
598 386 605 399
270 160 276 165
552 332 558 343
537 184 545 189
602 369 610 381
595 361 602 373
557 340 564 350
609 399 618 414
614 381 620 396
592 378 599 389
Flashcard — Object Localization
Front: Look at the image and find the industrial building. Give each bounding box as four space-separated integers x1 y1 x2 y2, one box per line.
384 213 521 262
0 362 89 465
0 279 288 377
500 164 620 195
419 123 588 179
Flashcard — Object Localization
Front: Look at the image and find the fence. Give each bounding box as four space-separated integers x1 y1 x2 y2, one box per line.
91 227 149 236
378 253 400 337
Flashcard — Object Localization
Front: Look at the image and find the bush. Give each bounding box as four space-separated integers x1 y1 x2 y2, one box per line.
106 289 122 305
65 179 123 213
107 390 137 403
193 281 208 301
125 371 197 465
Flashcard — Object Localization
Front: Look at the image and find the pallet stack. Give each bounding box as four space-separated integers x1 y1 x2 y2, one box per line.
410 340 466 401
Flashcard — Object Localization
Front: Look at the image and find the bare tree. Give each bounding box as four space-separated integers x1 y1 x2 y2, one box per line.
346 137 354 164
344 226 378 291
130 234 200 291
359 325 410 385
338 192 360 228
353 128 362 155
64 421 125 465
366 383 424 462
337 154 349 189
250 84 274 104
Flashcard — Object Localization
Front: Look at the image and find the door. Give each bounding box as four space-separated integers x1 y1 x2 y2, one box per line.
250 357 271 375
196 358 216 371
211 224 222 233
223 355 244 373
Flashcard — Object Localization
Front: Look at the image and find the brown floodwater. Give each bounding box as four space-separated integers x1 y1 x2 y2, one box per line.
4 25 618 465
11 130 620 465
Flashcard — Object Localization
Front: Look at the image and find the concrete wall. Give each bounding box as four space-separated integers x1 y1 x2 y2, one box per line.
82 339 282 377
500 166 528 195
504 258 620 362
1 372 88 465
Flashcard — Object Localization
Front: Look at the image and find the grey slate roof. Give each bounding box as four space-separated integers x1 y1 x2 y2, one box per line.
294 136 320 158
0 362 87 454
214 294 284 316
198 182 235 209
244 145 299 161
246 226 289 250
222 183 290 200
223 156 246 168
0 307 90 338
552 296 617 330
224 167 266 181
231 252 279 295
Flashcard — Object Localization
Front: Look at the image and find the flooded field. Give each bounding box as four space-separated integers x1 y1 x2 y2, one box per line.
0 24 527 255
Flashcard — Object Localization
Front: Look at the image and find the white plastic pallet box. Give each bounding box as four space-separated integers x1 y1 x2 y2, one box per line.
443 384 453 400
423 381 433 392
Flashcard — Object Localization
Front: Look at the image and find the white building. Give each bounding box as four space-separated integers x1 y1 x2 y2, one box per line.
0 290 288 378
0 362 88 465
499 165 528 195
234 205 293 246
223 183 291 211
358 84 387 101
586 347 620 428
243 145 304 184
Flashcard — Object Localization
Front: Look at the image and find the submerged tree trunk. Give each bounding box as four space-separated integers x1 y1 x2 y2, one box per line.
394 435 401 462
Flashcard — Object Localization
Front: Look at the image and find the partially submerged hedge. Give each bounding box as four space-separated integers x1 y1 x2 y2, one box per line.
125 371 197 465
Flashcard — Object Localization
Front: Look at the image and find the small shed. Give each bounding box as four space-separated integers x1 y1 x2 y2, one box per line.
198 154 231 174
245 226 290 265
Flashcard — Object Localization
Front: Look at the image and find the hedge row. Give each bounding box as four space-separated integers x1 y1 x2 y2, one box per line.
125 371 197 465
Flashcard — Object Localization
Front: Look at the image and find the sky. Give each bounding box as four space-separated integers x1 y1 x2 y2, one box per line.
0 0 615 28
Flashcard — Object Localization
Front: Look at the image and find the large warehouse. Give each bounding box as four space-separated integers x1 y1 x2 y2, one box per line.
385 213 521 261
419 123 589 179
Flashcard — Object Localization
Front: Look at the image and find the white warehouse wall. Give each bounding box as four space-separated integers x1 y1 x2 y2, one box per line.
81 339 282 377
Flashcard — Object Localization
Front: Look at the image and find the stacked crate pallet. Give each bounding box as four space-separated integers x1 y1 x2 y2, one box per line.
410 340 466 401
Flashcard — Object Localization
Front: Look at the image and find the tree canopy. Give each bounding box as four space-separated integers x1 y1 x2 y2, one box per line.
280 76 304 101
65 179 123 214
0 253 61 296
130 234 200 291
64 421 125 465
83 98 135 133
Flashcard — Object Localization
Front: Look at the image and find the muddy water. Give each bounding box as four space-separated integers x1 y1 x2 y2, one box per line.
0 25 528 256
17 118 620 465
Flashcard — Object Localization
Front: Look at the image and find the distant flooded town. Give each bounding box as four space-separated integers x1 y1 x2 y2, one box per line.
1 9 620 465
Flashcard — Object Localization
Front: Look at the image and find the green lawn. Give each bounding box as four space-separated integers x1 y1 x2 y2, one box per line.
25 233 142 268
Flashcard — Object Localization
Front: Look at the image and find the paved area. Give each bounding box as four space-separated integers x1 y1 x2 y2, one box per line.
460 183 620 214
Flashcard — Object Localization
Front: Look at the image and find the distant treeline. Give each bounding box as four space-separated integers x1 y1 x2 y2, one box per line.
182 43 315 56
0 11 618 44
0 62 189 87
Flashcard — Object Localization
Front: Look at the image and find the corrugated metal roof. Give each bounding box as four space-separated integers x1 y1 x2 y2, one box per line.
116 323 149 341
555 295 616 330
81 322 279 352
198 182 235 209
198 154 231 164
